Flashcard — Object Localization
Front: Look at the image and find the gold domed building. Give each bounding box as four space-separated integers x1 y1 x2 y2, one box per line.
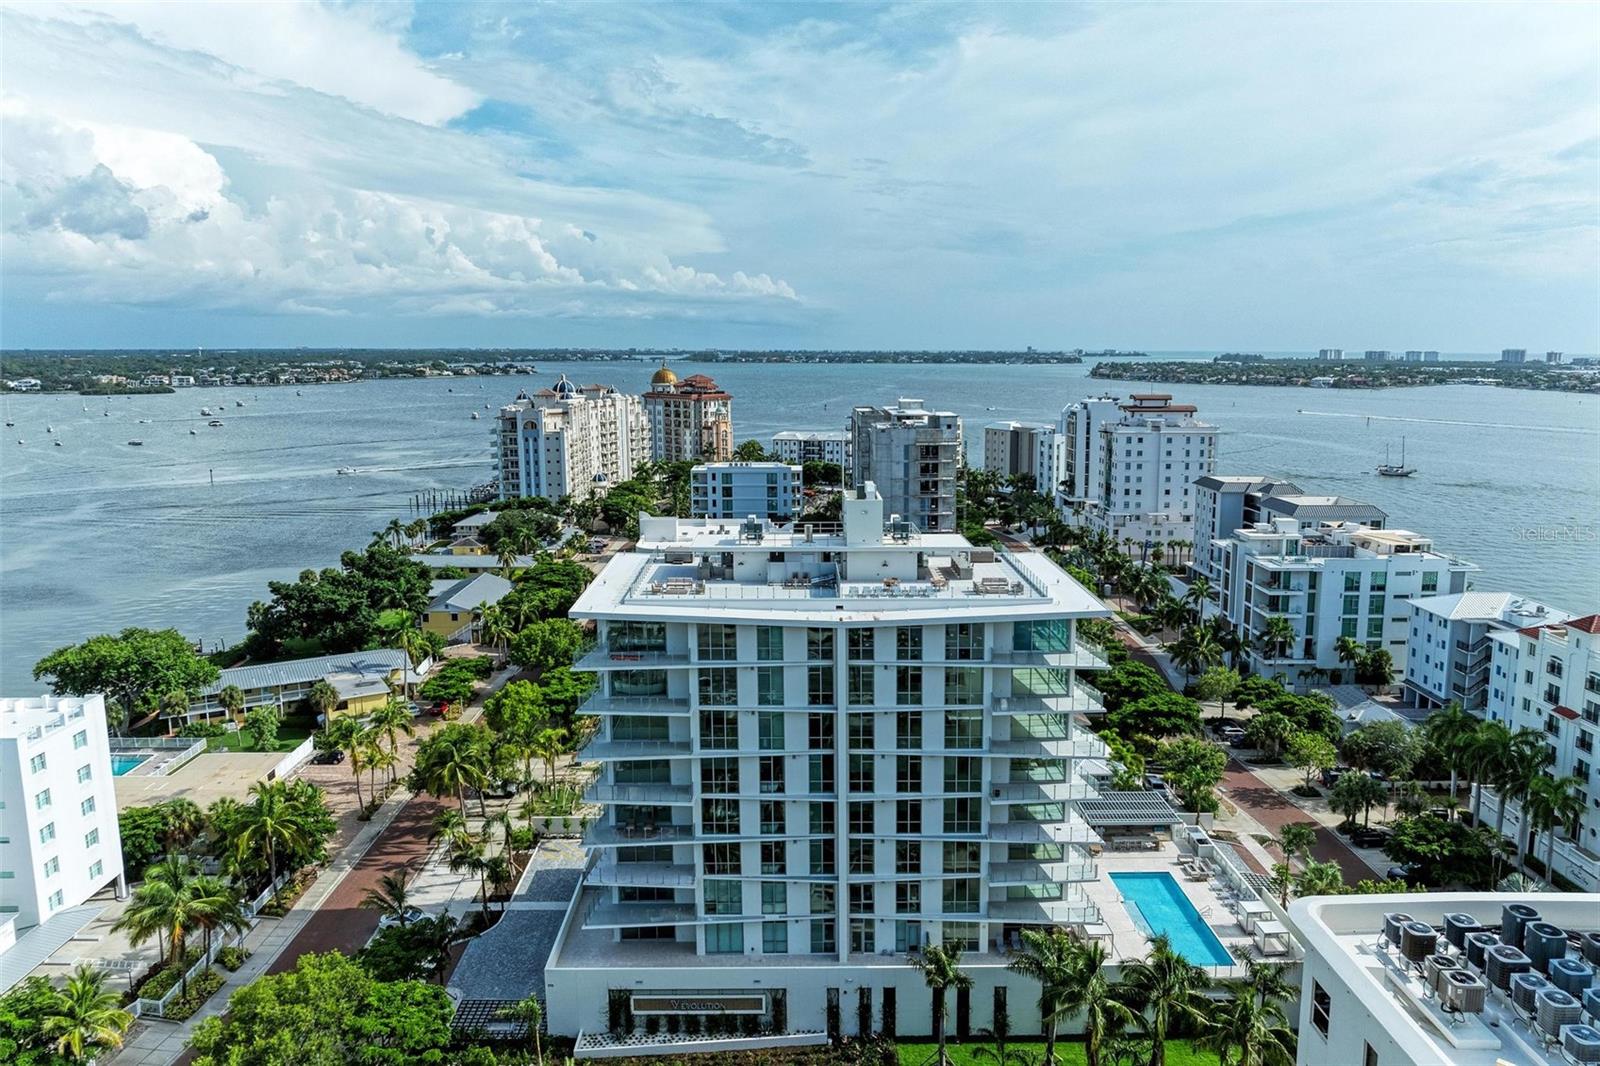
649 360 679 388
641 361 732 461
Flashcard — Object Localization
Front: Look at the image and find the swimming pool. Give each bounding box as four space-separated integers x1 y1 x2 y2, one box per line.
1109 871 1234 966
110 754 150 776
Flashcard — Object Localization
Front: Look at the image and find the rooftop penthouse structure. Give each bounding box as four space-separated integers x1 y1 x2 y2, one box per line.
544 482 1112 1048
849 399 962 533
1290 893 1600 1066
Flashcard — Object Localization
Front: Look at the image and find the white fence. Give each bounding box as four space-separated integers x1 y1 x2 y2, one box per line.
269 736 317 781
132 930 244 1019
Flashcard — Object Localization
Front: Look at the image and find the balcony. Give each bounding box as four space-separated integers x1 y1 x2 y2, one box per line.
578 737 693 762
986 898 1100 924
574 647 691 671
988 858 1096 886
584 900 697 929
988 779 1098 804
584 782 693 806
988 647 1110 672
988 816 1100 846
993 684 1105 717
586 862 696 889
585 820 696 847
991 735 1108 760
576 694 691 718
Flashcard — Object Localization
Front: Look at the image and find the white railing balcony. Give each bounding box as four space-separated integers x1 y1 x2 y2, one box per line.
578 737 693 761
988 779 1098 804
585 820 696 847
577 694 691 717
986 898 1100 924
575 647 692 671
988 815 1101 846
585 782 693 806
988 646 1110 672
994 684 1105 716
585 900 697 929
988 858 1097 885
586 862 695 889
991 735 1108 760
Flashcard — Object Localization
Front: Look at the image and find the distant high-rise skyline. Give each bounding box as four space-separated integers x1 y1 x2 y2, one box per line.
1 3 1595 351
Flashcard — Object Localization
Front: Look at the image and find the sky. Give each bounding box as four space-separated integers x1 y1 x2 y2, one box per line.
1 1 1597 352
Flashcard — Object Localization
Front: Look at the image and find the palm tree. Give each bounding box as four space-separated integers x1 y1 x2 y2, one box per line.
1073 941 1140 1066
448 838 493 921
1255 616 1297 663
158 797 205 850
1006 928 1077 1065
1393 780 1430 819
498 545 519 578
406 518 428 546
368 697 414 782
189 874 248 959
217 684 246 722
319 716 366 808
364 742 397 804
1333 636 1363 681
498 994 546 1065
1490 737 1550 872
1117 933 1209 1066
1526 775 1585 883
431 808 476 852
1423 703 1477 805
234 779 310 888
1293 860 1346 898
362 868 416 926
1200 982 1295 1066
396 625 431 669
1170 627 1221 686
531 726 569 785
158 688 191 723
307 680 339 722
480 606 515 665
412 725 493 814
908 943 973 1066
1271 822 1317 906
41 964 135 1063
1182 576 1211 618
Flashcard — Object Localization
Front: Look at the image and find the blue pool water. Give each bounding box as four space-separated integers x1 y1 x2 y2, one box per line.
1109 872 1234 966
110 754 149 776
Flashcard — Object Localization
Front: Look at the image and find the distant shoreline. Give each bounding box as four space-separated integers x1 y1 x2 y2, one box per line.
1089 359 1600 394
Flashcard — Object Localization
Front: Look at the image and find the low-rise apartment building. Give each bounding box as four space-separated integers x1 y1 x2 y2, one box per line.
689 462 803 521
982 421 1055 485
541 482 1111 1048
184 650 429 724
0 696 125 937
1480 615 1600 890
1402 592 1569 712
423 574 513 641
771 430 850 476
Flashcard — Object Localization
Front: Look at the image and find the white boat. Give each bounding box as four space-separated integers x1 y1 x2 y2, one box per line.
1377 438 1416 478
190 429 198 435
208 419 224 427
235 400 245 407
137 418 152 423
335 466 357 476
45 425 53 434
53 440 62 447
200 407 213 416
470 411 480 420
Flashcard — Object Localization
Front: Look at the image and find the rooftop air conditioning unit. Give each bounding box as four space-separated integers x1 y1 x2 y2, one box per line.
1563 1025 1600 1065
1582 932 1600 966
1487 944 1533 990
1425 954 1460 996
1401 922 1439 964
1383 912 1414 949
1443 969 1489 1015
1527 923 1569 973
1503 903 1540 949
1585 986 1600 1023
1466 931 1500 969
1444 912 1480 951
1512 971 1550 1014
1537 987 1583 1037
1553 958 1597 997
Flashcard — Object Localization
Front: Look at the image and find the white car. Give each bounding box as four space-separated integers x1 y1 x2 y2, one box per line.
377 906 426 930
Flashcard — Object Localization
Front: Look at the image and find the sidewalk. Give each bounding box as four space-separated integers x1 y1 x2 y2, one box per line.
1220 760 1386 884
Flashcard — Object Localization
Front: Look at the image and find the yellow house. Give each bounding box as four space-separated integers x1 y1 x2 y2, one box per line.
182 650 431 725
448 534 490 556
423 574 514 641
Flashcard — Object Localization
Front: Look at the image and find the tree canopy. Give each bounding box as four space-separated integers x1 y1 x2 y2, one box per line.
33 627 218 727
244 544 431 659
189 952 453 1066
1105 692 1202 748
1385 815 1497 888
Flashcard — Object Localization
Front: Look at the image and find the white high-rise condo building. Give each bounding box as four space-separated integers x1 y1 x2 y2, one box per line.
1480 614 1600 890
1289 892 1600 1066
1502 349 1528 363
849 400 962 533
1058 394 1216 548
981 421 1056 487
1211 515 1474 687
1317 349 1344 360
643 364 734 463
1 696 125 946
1191 476 1305 586
1402 593 1569 713
543 483 1111 1048
495 376 649 501
690 462 803 521
771 430 850 475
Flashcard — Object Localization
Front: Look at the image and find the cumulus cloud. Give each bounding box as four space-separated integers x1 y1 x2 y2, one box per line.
23 163 149 240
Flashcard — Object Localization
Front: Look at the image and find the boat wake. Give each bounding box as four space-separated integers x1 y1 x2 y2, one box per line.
1296 411 1597 435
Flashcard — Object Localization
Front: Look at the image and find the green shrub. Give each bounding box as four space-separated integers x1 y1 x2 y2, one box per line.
177 721 228 738
217 945 251 971
163 968 224 1020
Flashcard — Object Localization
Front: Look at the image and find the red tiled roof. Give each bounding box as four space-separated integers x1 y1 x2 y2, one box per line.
1554 705 1579 721
1517 626 1547 638
1566 614 1600 634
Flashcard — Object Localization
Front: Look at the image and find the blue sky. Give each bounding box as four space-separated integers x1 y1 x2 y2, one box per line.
2 2 1596 351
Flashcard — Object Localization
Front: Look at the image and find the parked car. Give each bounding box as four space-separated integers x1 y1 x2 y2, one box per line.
1385 865 1418 882
1320 767 1347 787
377 906 426 930
1220 726 1247 746
405 700 424 717
1347 826 1391 848
311 748 345 765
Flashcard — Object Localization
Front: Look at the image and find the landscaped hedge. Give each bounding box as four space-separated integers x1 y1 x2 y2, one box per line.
163 968 225 1021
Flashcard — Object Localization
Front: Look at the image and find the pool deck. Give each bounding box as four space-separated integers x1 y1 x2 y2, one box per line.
1087 845 1256 967
112 751 283 810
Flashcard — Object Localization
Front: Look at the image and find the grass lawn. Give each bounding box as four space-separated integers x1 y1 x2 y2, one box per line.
206 720 314 754
896 1040 1213 1066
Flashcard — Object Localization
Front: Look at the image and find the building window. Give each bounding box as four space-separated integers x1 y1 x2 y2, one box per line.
943 842 980 873
946 667 982 705
810 838 836 876
943 797 981 834
944 710 982 749
897 627 923 661
39 823 56 844
848 666 875 706
943 757 981 793
43 857 60 878
698 624 738 661
809 755 835 795
89 860 103 880
810 884 836 915
47 890 63 911
29 754 47 773
896 799 922 834
701 799 739 835
810 919 836 954
808 711 834 751
850 919 875 954
758 755 786 794
756 626 784 661
896 920 923 952
896 667 923 705
810 802 836 836
849 882 875 914
761 881 787 915
848 712 874 750
76 765 92 784
942 878 980 914
704 879 742 915
896 712 922 749
1422 573 1438 593
72 730 88 750
700 708 737 749
699 668 738 708
84 828 99 848
762 921 788 953
706 923 744 954
80 797 95 816
848 628 876 660
896 840 921 874
896 881 921 914
1344 573 1361 592
1311 981 1331 1037
760 800 785 834
896 755 921 793
943 922 979 950
701 757 738 794
758 711 784 750
849 801 873 835
944 624 984 661
760 840 785 875
757 667 785 707
34 789 50 810
1363 1043 1378 1066
807 628 835 662
808 666 836 706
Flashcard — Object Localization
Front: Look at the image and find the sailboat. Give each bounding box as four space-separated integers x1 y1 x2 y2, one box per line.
1377 437 1416 477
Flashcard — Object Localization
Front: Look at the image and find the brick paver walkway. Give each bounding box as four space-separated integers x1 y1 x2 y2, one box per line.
1221 760 1385 883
